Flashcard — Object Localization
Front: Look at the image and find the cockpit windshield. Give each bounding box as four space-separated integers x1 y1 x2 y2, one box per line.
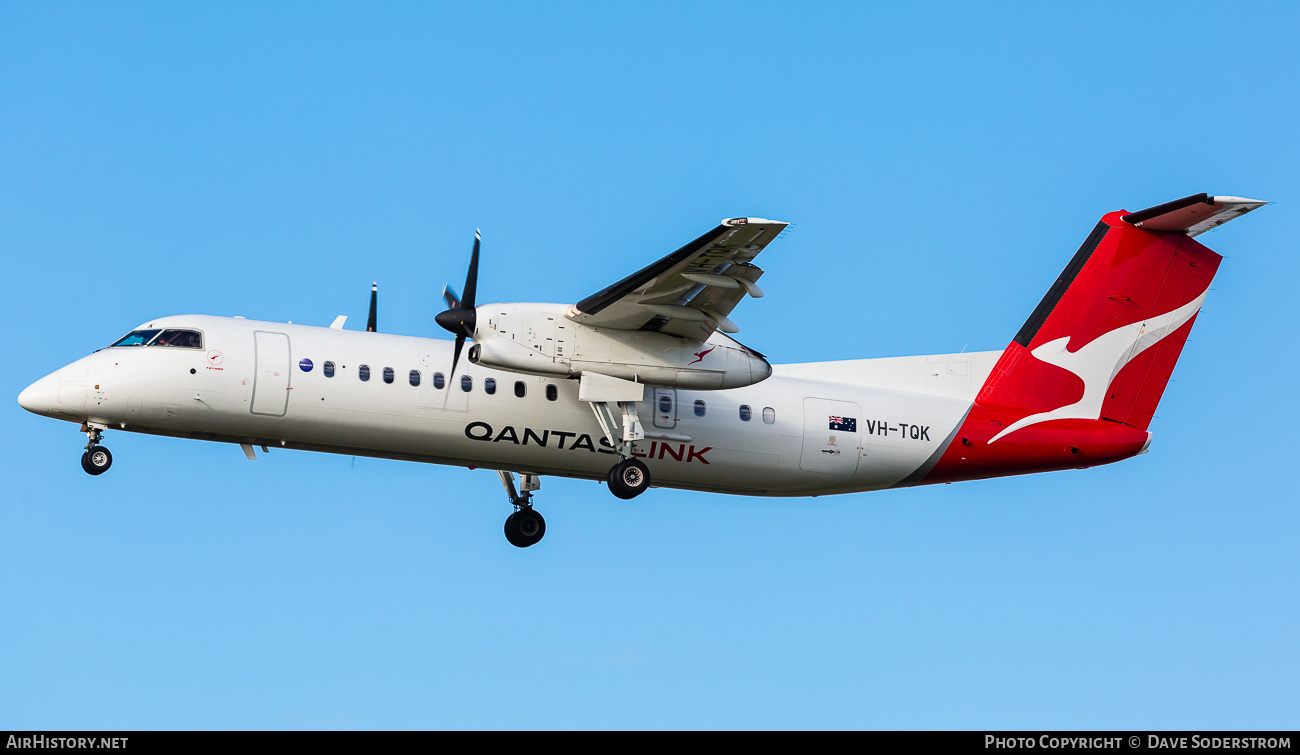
152 329 203 348
109 328 203 349
110 330 161 347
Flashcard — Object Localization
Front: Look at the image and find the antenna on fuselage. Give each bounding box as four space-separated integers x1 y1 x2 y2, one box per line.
366 282 378 332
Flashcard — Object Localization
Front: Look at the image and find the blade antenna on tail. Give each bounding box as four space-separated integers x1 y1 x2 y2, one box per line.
366 282 378 332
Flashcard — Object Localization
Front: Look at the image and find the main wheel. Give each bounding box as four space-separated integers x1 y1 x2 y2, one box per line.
608 458 650 500
81 446 113 476
504 508 546 548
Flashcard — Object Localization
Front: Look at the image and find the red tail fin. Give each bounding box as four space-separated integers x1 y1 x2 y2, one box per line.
979 210 1220 433
922 194 1262 484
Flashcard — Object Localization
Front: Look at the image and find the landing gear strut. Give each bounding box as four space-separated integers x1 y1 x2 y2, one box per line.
80 424 112 476
588 397 652 500
498 471 545 548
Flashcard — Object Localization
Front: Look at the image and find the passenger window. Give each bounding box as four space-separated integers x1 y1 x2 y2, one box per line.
409 370 421 387
762 407 775 424
693 400 706 417
514 381 526 398
324 361 336 378
461 375 473 392
546 384 558 401
359 364 370 382
658 395 672 414
383 367 395 384
109 329 160 347
433 372 445 389
739 404 752 421
484 378 496 395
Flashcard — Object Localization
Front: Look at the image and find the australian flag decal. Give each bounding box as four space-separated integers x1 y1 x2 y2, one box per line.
828 416 857 432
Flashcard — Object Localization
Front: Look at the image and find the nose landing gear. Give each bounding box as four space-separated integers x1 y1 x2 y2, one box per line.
498 471 545 548
504 507 546 548
80 424 112 476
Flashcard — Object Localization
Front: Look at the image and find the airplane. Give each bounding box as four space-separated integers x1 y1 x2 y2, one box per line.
17 193 1266 547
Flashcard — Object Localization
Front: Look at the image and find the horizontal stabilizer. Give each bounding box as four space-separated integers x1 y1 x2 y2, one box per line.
1122 193 1267 237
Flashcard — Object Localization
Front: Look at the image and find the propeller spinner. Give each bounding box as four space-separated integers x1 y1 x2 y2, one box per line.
434 229 481 380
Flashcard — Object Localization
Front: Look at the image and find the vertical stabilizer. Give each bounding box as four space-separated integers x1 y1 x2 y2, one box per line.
920 194 1262 484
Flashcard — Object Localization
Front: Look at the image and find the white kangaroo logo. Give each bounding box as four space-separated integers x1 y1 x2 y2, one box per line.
988 289 1208 444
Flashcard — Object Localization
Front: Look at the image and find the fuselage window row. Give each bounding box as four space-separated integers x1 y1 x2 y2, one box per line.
303 360 556 401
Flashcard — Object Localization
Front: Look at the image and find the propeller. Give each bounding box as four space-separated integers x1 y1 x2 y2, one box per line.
434 229 481 381
366 282 378 332
442 284 460 310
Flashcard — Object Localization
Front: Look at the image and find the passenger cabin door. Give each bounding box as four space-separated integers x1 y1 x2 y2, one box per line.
251 331 291 416
652 388 677 429
799 397 862 476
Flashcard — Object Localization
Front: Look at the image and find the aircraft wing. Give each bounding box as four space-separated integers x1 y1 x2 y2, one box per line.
567 217 788 340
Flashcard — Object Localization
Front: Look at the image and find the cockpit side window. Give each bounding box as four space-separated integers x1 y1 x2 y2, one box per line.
151 329 203 349
110 329 161 347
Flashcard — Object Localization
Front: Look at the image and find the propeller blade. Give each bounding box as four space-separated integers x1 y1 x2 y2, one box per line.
436 229 483 383
442 284 460 310
462 229 480 310
435 229 481 340
366 282 378 332
449 334 465 384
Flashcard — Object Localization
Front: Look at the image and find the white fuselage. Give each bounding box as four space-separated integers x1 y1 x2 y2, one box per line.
20 314 1002 496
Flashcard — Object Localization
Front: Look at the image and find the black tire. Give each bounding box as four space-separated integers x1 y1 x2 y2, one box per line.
608 458 650 500
81 446 112 476
504 508 546 548
504 512 524 547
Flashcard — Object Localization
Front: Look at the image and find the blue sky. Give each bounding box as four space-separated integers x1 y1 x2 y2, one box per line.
2 2 1297 729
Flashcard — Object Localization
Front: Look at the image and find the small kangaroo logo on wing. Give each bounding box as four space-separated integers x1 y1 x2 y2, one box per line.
688 346 716 365
989 289 1208 443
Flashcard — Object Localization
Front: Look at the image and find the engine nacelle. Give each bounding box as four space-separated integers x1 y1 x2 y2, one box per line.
465 303 771 390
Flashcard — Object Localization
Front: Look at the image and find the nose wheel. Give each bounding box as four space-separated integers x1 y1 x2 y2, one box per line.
81 446 113 475
504 508 546 548
80 425 112 476
497 471 545 548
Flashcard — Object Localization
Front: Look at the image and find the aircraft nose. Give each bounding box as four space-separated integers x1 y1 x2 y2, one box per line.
17 373 59 416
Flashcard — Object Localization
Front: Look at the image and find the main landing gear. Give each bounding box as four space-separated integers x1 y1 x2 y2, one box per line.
80 424 112 476
498 471 545 548
587 396 652 501
608 457 650 500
